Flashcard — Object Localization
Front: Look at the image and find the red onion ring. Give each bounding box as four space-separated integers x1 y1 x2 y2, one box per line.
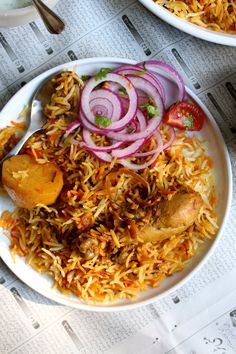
162 126 176 150
139 60 185 102
135 130 163 157
78 111 106 134
119 149 161 170
107 109 160 142
60 121 80 145
118 131 163 170
114 65 166 103
126 75 164 117
73 61 184 169
80 129 124 152
80 73 138 131
111 139 145 159
106 73 165 143
90 151 112 163
90 88 122 122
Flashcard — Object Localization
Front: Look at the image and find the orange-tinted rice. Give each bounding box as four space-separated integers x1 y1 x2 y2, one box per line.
0 71 218 303
155 0 236 34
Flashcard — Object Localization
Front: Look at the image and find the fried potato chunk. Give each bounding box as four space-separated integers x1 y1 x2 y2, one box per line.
139 192 203 242
2 154 63 209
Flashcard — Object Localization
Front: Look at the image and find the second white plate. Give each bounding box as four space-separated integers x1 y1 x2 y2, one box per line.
138 0 236 46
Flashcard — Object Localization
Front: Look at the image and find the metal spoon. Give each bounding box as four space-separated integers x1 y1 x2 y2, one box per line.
0 75 56 165
32 0 65 34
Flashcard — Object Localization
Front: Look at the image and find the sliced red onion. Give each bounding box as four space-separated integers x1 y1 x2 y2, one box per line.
78 111 105 134
162 125 176 150
127 120 138 133
139 60 185 102
135 130 163 157
118 131 164 170
126 75 164 117
80 73 138 131
80 129 124 152
119 149 161 170
135 109 147 131
60 121 80 145
90 88 122 122
91 151 112 163
73 63 181 165
113 64 143 73
90 99 112 120
107 109 160 142
64 121 80 137
114 65 166 103
106 79 152 108
137 93 149 106
111 108 146 137
134 126 175 157
105 82 120 94
111 139 145 159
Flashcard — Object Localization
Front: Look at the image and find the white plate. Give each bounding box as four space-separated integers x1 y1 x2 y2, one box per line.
139 0 236 47
0 57 232 311
0 0 59 27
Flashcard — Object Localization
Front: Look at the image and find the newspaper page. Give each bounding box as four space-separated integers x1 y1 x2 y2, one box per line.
0 0 236 353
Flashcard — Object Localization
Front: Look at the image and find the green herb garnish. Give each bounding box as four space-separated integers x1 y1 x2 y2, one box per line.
141 98 159 118
95 115 112 128
81 75 91 81
140 103 159 118
183 115 194 129
146 104 159 117
95 68 111 81
134 70 145 76
127 124 135 133
119 88 128 97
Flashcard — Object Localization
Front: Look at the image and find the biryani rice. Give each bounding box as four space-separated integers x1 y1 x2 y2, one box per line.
0 71 218 303
155 0 236 34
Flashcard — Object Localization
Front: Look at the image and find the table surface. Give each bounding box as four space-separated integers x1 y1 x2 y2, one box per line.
0 1 236 354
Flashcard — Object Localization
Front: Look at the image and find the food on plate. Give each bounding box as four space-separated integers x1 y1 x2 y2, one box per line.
154 0 236 34
2 154 63 209
0 61 218 303
163 101 205 131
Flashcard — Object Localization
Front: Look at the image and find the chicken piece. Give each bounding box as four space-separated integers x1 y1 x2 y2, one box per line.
139 192 203 242
2 154 63 209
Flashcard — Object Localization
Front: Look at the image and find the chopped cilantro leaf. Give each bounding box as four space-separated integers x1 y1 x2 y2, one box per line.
134 71 145 76
146 104 159 117
183 115 194 129
95 115 112 128
95 68 111 81
140 97 159 118
127 124 135 133
119 88 128 97
141 98 159 118
81 75 91 81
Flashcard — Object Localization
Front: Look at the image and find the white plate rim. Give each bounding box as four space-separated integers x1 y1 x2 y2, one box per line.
0 57 233 311
138 0 236 47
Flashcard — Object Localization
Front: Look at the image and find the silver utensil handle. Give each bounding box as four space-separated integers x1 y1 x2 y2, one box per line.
32 0 65 35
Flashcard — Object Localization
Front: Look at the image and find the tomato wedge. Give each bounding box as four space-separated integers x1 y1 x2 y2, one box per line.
163 101 205 131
